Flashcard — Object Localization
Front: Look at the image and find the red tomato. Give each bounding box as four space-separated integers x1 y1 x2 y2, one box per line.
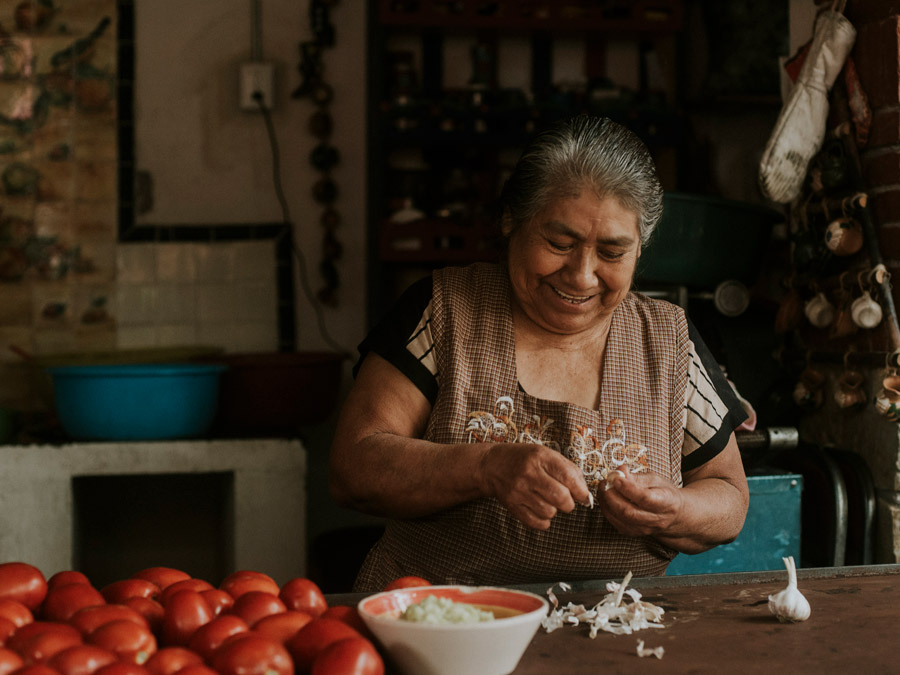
170 666 216 675
197 591 231 617
209 634 293 675
382 576 430 591
252 611 313 644
219 571 277 588
157 581 213 609
218 573 279 600
285 618 361 673
130 570 190 593
7 623 81 654
0 600 33 629
14 628 83 665
185 616 248 662
0 563 47 612
142 647 202 675
229 592 286 627
87 620 156 665
93 664 150 675
99 581 159 605
46 574 91 593
310 637 384 675
46 644 117 675
160 591 213 648
121 599 164 637
94 663 151 675
7 665 60 675
41 585 105 623
0 618 15 645
69 605 148 636
0 647 23 675
318 606 370 640
278 579 327 618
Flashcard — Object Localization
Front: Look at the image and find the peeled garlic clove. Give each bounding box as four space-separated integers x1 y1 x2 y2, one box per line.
768 555 810 623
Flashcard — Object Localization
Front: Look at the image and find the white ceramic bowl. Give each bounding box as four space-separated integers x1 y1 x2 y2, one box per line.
358 585 549 675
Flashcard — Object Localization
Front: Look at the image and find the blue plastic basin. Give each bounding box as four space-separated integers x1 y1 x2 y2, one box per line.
48 363 227 441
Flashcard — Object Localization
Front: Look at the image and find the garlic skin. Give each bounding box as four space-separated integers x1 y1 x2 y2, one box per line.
768 555 810 623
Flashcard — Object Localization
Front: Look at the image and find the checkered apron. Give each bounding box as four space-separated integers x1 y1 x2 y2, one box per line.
354 263 691 592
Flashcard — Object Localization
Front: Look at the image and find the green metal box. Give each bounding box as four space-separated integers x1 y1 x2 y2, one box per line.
667 473 803 575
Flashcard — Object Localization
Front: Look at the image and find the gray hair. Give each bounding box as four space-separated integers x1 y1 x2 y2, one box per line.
499 116 663 245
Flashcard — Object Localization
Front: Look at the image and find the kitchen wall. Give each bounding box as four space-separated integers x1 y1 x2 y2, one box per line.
0 0 367 411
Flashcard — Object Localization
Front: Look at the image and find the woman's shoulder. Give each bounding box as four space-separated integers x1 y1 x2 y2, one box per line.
436 262 504 286
435 263 507 304
622 290 687 324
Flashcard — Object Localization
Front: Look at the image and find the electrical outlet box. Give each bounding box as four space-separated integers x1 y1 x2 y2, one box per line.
240 62 274 111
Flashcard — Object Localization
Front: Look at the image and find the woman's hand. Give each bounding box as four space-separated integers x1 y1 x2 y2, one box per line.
596 435 749 553
594 468 685 538
480 443 592 531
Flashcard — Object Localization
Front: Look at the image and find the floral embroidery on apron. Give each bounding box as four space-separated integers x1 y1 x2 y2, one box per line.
466 397 649 492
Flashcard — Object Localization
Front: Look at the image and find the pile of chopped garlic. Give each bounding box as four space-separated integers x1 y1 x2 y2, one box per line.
400 595 495 624
541 573 665 638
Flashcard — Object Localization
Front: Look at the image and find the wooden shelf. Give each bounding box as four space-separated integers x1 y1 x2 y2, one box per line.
379 0 684 33
379 218 499 263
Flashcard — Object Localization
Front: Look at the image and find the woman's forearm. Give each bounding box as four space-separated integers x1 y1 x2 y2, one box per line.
330 431 490 518
653 475 749 554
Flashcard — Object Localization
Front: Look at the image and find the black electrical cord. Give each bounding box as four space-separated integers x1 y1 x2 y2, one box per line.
255 93 352 359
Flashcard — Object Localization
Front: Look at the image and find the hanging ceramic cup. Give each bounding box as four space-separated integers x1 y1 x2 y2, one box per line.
874 374 900 422
793 367 826 409
834 369 866 409
831 300 858 338
775 286 803 334
804 292 835 328
824 217 864 256
851 291 883 329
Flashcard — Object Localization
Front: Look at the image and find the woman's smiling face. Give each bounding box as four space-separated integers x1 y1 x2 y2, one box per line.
504 190 641 337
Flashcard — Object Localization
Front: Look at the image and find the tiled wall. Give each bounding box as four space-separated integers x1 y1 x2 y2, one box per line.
0 1 281 415
116 241 278 352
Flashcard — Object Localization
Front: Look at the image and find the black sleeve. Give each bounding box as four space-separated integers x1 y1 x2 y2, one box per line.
353 275 439 403
680 318 748 472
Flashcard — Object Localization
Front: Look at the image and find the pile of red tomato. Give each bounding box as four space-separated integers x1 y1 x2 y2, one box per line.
0 562 429 675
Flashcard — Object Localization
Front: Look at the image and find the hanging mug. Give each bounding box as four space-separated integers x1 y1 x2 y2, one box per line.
851 291 883 329
831 300 858 338
824 217 864 256
874 374 900 422
775 286 803 334
793 367 825 409
804 292 835 328
834 369 866 409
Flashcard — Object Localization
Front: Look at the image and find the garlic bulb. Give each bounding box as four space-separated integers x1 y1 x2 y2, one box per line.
768 556 810 623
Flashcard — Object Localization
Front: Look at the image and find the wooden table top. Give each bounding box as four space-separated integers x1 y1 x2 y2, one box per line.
329 565 900 674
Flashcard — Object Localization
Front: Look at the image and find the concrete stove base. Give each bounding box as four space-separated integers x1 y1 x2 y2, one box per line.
0 438 306 584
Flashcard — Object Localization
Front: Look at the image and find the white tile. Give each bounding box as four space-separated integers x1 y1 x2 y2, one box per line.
115 285 159 325
233 282 277 322
116 326 159 349
117 245 158 284
156 284 196 324
156 244 197 283
157 324 198 346
231 322 279 353
197 284 235 323
233 241 275 281
196 322 235 350
194 244 235 282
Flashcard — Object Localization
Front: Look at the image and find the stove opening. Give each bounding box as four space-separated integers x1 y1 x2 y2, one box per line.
72 472 234 588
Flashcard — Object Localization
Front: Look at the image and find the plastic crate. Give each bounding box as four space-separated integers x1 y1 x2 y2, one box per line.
667 473 803 575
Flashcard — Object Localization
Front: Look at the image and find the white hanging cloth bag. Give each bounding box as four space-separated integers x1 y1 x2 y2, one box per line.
758 8 856 203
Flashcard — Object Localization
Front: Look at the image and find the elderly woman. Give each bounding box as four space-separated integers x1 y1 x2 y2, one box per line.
330 116 749 592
